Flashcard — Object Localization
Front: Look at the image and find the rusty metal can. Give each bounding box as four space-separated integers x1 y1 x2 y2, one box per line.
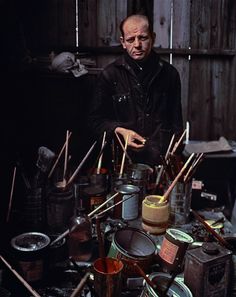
184 242 232 297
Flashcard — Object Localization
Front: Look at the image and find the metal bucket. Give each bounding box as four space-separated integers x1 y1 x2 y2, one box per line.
141 272 193 297
108 227 156 277
10 232 50 283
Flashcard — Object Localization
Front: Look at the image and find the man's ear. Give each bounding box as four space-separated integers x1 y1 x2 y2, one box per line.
120 36 126 49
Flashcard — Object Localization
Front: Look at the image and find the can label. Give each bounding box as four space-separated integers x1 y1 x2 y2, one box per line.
159 237 179 264
19 259 43 282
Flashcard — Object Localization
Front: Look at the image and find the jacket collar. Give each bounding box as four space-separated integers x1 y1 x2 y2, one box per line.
114 50 163 73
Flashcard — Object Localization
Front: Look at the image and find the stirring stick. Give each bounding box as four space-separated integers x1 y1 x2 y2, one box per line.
115 131 132 164
191 209 233 250
6 166 16 223
70 272 91 297
119 134 129 179
48 131 72 178
0 255 41 297
66 141 97 187
186 121 190 144
63 130 70 181
159 153 195 203
154 134 176 190
90 193 136 220
184 153 204 183
50 192 119 246
133 262 157 291
88 192 119 218
97 131 106 174
171 129 186 155
165 134 176 161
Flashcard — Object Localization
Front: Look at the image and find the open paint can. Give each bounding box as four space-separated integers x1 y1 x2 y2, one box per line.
108 227 156 278
158 228 193 273
140 272 193 297
11 232 50 283
142 195 169 234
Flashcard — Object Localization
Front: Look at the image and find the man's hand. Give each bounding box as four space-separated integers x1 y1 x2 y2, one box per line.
115 127 146 149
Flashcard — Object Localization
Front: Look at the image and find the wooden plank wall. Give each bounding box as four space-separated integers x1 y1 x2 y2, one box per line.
189 0 236 140
5 0 236 141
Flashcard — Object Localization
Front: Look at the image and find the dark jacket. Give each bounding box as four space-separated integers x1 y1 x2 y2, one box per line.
88 50 183 166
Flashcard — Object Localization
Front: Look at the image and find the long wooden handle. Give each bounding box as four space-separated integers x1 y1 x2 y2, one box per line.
191 209 233 250
119 134 129 178
70 272 91 297
0 255 41 297
48 131 72 178
159 153 195 203
67 141 97 186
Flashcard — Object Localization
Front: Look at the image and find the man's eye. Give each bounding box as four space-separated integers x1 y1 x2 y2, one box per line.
126 38 135 43
140 36 148 41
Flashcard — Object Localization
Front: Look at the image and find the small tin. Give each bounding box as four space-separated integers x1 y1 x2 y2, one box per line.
184 242 232 297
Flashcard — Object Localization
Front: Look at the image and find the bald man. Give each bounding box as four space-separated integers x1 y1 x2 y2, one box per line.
88 14 183 167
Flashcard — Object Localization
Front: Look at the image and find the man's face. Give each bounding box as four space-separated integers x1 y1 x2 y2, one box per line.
120 17 155 61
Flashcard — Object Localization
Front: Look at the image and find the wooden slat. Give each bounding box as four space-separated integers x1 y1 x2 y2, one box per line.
79 0 97 47
97 0 127 47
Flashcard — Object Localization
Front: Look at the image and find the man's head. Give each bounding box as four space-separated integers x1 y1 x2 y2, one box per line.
120 14 156 61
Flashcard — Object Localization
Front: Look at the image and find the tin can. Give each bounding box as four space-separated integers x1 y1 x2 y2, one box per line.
158 228 193 273
46 186 75 233
11 232 50 283
114 184 140 220
184 242 232 297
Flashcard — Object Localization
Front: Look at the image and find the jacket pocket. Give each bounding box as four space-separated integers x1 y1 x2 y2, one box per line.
112 92 134 122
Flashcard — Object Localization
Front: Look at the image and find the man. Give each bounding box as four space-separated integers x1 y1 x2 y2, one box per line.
88 14 183 167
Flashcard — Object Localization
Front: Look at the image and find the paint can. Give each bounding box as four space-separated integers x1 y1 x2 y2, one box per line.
114 184 140 220
142 195 170 235
168 181 192 226
140 272 193 297
46 185 75 233
108 227 156 278
184 242 232 297
82 185 107 212
93 257 124 297
10 232 50 283
158 228 193 273
23 187 45 231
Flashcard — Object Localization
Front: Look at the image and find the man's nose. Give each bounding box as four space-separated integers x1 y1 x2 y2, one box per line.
134 37 141 47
